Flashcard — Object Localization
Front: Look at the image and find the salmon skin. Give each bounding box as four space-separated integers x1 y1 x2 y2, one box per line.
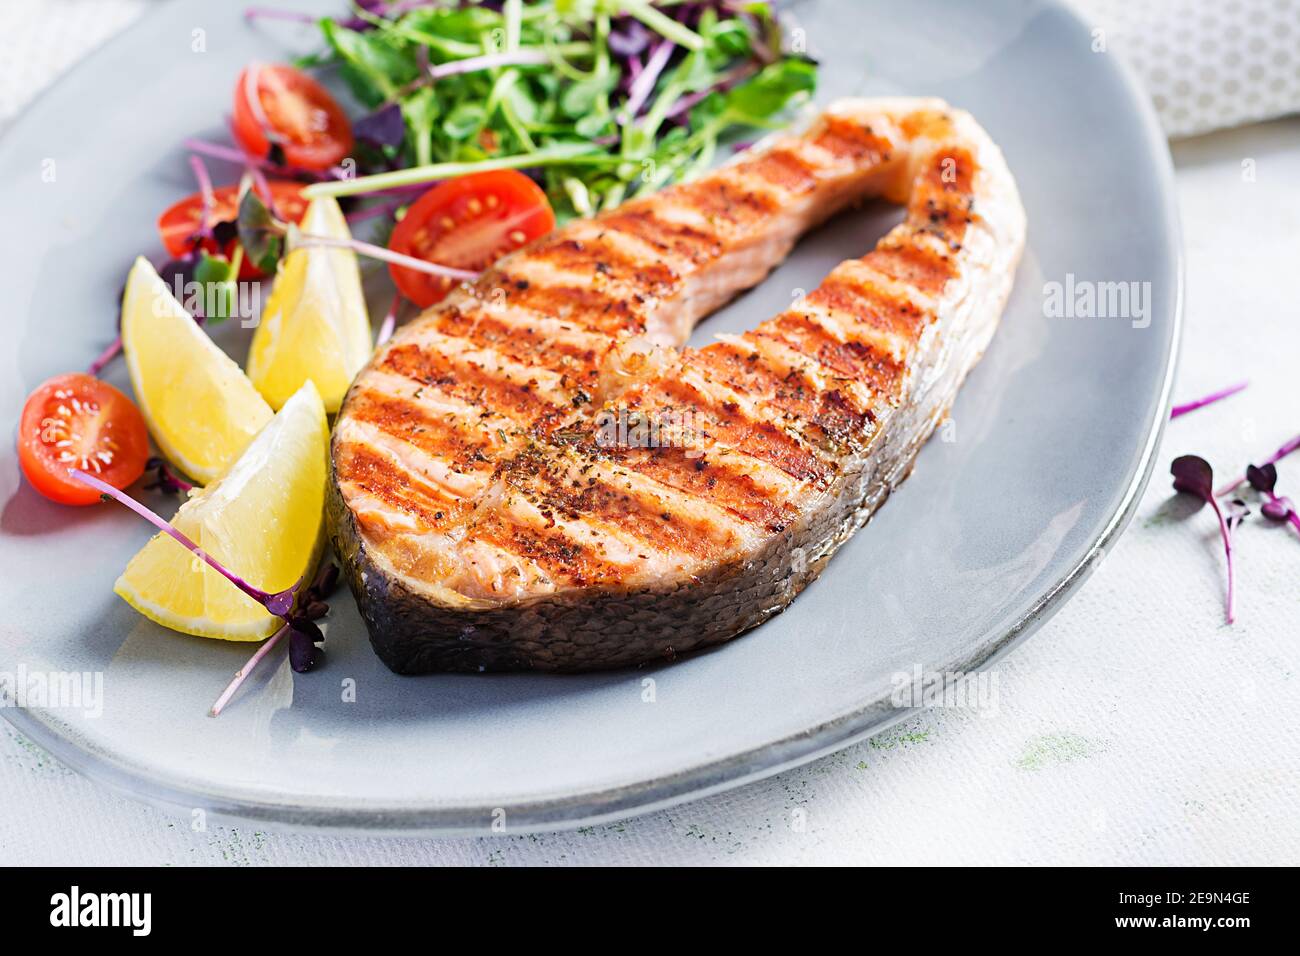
329 97 1027 673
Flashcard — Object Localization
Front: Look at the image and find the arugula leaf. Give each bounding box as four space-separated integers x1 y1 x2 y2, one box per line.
320 17 418 106
442 101 487 141
724 59 818 126
401 87 439 167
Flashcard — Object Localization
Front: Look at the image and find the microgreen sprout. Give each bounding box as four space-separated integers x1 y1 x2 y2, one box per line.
68 469 299 617
1216 432 1300 498
1170 455 1236 624
1169 380 1248 420
1246 463 1300 536
296 230 480 280
236 188 287 272
210 562 339 716
240 188 479 280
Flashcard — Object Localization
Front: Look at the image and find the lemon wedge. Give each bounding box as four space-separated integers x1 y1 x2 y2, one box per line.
121 256 273 485
247 196 372 413
114 382 329 641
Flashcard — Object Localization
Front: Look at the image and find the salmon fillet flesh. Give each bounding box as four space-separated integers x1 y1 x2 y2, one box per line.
328 97 1027 673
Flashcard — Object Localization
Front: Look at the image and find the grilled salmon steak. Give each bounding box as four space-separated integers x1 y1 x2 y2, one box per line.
330 97 1026 673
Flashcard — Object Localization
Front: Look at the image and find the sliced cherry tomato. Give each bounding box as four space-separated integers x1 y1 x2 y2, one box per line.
388 170 557 307
17 373 150 506
232 64 353 171
157 180 307 279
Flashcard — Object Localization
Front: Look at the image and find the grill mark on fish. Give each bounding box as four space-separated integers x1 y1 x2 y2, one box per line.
337 417 488 503
811 116 893 164
564 220 698 276
359 369 521 441
597 207 723 265
861 243 955 294
345 388 496 471
501 451 749 562
758 313 906 397
693 343 874 445
745 147 822 194
643 376 832 485
526 236 678 303
489 268 647 337
465 492 651 589
791 299 914 367
335 443 454 532
670 178 782 235
808 273 931 340
600 445 799 532
430 304 603 372
379 341 563 423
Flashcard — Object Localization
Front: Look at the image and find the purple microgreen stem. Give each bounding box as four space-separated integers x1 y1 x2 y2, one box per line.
87 337 122 377
376 291 403 346
242 62 283 146
189 154 217 238
427 49 551 83
184 136 296 177
69 469 298 616
246 164 282 220
297 232 480 281
1171 455 1235 625
663 62 760 123
621 40 674 124
1170 380 1248 420
209 622 290 717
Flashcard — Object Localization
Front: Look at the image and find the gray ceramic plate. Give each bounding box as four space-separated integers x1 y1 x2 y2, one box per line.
0 0 1180 834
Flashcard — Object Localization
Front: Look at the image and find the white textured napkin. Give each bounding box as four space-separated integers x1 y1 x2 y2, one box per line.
1073 0 1300 137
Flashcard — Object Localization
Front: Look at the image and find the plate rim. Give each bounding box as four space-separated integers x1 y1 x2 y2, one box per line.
0 0 1184 835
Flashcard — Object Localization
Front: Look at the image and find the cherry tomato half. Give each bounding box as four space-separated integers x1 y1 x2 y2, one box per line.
232 63 353 171
388 170 557 307
18 373 150 506
157 180 308 278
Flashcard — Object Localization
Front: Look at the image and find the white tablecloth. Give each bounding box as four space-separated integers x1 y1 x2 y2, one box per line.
2 1 1298 866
